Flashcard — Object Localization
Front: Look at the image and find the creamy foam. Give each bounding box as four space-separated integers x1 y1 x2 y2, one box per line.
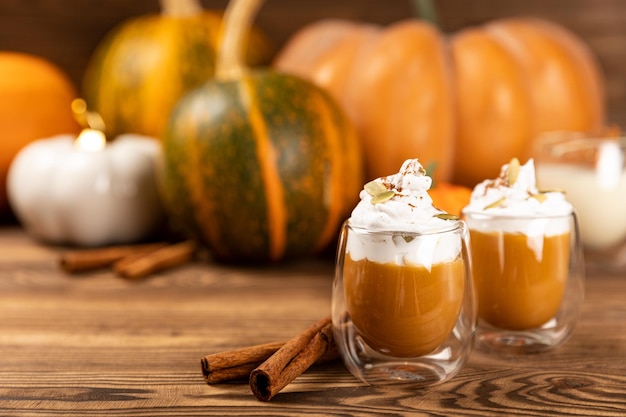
347 159 462 268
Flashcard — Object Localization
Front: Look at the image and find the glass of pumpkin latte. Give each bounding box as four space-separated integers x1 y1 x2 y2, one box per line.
332 159 476 386
463 158 585 355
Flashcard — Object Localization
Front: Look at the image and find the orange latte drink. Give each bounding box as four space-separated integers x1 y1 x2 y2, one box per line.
332 159 476 385
344 254 465 357
468 228 570 329
463 158 575 332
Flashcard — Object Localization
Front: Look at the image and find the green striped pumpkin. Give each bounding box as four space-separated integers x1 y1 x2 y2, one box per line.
160 69 363 262
82 0 273 140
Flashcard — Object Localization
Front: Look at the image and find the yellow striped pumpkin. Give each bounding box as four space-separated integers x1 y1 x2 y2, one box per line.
82 0 274 140
159 0 363 262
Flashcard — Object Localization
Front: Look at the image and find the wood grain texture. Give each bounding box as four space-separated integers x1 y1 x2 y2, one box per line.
1 226 625 415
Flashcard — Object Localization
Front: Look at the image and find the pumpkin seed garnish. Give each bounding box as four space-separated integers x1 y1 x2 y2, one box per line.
507 158 521 186
370 190 396 205
483 197 507 210
364 180 397 205
434 213 459 221
393 235 416 245
364 180 388 197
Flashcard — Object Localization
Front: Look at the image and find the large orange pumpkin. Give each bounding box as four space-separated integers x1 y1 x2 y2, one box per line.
275 17 605 188
0 52 80 215
451 18 605 186
274 19 454 184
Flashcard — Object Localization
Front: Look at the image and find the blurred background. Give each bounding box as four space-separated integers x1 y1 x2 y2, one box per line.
1 0 625 126
2 0 625 267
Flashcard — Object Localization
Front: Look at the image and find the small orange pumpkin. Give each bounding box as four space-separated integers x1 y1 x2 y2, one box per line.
0 52 80 215
429 182 472 217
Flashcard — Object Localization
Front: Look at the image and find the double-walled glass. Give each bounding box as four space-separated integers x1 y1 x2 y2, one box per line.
332 220 476 386
464 211 585 355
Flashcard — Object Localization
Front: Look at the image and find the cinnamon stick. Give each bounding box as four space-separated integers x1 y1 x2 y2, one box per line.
59 242 166 273
200 316 339 395
249 316 337 402
115 240 196 279
201 341 285 384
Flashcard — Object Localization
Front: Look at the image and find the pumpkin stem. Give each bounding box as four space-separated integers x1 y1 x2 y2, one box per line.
410 0 440 28
216 0 264 80
160 0 202 17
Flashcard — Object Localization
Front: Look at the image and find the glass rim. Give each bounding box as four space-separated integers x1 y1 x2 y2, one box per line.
344 218 463 237
536 130 626 154
462 209 574 220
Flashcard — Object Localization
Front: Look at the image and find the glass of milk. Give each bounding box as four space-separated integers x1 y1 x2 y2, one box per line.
534 131 626 273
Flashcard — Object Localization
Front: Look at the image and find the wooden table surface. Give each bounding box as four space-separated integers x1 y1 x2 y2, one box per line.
1 226 625 416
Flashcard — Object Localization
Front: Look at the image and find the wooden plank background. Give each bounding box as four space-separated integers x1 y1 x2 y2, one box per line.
1 0 625 126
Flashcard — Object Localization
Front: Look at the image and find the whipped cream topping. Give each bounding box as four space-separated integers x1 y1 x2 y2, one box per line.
347 159 462 268
463 158 572 220
463 158 574 259
350 159 452 232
